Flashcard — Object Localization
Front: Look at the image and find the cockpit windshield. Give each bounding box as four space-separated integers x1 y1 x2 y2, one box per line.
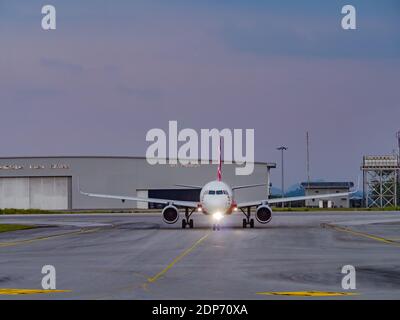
207 190 227 195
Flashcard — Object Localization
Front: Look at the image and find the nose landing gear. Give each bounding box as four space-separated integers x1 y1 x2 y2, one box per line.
212 223 220 231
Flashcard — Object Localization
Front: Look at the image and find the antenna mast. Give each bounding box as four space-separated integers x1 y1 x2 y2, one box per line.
397 130 400 157
306 131 310 186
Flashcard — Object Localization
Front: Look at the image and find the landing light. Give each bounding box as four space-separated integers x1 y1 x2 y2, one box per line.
197 206 202 212
212 212 223 221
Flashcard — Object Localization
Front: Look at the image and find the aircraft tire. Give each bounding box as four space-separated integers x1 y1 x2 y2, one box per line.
250 219 255 228
182 219 187 229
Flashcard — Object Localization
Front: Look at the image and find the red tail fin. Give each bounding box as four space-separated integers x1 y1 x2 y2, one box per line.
217 137 222 181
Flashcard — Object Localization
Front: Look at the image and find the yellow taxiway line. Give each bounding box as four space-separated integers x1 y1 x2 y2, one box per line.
322 223 400 248
0 227 102 248
257 291 358 297
0 288 71 295
146 232 210 285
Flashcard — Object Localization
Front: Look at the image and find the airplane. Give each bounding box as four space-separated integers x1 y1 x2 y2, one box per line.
80 143 356 231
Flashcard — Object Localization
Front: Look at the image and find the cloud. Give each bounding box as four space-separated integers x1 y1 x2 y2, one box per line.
40 57 84 74
115 85 163 100
0 1 399 185
219 9 400 60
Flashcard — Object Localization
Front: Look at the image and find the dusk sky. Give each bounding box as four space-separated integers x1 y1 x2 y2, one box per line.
1 0 399 187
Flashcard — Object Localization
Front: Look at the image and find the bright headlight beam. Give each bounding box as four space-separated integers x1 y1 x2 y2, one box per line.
212 212 223 221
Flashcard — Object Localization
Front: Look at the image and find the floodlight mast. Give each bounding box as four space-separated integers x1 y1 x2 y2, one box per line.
277 146 288 208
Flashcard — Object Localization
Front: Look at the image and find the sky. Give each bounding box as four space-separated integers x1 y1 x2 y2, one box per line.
1 0 399 187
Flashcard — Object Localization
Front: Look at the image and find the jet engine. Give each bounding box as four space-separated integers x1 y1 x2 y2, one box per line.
162 205 179 224
255 205 272 224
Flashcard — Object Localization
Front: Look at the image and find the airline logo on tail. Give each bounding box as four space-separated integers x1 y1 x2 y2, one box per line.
217 137 222 181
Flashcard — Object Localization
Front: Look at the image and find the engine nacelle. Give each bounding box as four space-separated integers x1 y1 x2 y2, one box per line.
255 205 272 224
162 205 179 224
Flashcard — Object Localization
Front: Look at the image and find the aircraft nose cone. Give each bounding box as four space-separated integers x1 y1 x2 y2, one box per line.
204 197 229 214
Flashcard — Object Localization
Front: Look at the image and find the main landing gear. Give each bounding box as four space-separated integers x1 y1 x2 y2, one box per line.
240 207 254 228
182 208 195 229
182 218 194 229
212 223 220 231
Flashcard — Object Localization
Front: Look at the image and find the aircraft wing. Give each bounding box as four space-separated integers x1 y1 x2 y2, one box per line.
237 191 355 208
232 183 266 190
80 191 198 208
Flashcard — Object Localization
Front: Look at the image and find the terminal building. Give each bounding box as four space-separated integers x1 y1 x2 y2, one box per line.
0 156 276 210
300 182 354 208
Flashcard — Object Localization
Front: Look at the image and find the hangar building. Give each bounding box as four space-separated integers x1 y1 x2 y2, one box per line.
0 156 275 210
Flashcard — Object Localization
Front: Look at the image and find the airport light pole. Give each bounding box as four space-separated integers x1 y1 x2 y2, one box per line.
277 146 288 208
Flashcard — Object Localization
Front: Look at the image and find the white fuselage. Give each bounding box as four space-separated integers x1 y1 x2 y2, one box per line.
199 180 234 215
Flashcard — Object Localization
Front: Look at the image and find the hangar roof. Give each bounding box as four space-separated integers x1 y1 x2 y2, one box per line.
0 156 276 168
300 182 354 189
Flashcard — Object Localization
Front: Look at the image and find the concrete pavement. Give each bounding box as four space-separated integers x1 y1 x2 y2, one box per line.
0 211 399 299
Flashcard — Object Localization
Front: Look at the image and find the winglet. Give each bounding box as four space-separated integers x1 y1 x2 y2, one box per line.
77 176 88 196
354 175 361 193
347 176 360 195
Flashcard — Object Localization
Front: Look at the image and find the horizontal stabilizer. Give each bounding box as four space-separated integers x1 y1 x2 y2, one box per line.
80 190 198 208
175 184 202 189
